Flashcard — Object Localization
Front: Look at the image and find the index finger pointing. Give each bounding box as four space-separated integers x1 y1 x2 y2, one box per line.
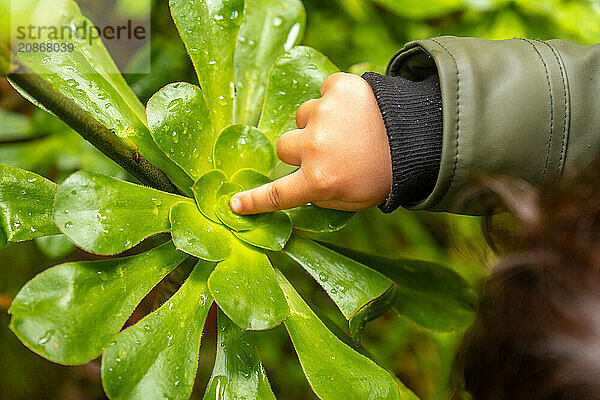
230 169 313 215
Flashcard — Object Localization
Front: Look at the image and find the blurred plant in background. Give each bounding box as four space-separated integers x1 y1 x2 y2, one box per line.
303 0 600 74
1 0 598 399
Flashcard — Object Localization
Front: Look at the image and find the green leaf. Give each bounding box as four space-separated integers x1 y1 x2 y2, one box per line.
8 241 188 365
370 0 463 19
35 235 75 259
397 379 421 400
0 42 12 77
192 169 229 223
203 310 277 400
230 168 271 189
213 124 276 177
147 82 214 180
170 201 232 261
14 0 144 121
14 0 192 193
275 270 400 400
269 160 298 180
208 239 289 330
0 220 7 248
212 181 255 231
170 0 244 131
0 109 36 141
258 46 338 145
127 38 191 103
284 205 354 233
215 194 255 232
214 193 292 251
228 168 352 234
54 171 192 255
234 0 305 126
102 259 214 400
7 78 55 115
284 235 396 340
233 211 292 251
216 181 245 199
320 243 477 332
0 164 60 244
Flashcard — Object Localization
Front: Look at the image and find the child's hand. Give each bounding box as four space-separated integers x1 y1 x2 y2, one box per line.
230 72 392 215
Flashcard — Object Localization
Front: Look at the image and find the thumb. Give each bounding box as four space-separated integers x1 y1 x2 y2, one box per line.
230 169 313 215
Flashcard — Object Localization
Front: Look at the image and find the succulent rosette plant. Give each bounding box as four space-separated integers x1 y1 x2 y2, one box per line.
0 0 476 399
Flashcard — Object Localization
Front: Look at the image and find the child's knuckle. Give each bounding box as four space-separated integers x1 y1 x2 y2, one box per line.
266 183 282 209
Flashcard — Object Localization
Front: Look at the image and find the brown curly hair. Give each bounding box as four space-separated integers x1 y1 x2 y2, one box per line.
452 156 600 400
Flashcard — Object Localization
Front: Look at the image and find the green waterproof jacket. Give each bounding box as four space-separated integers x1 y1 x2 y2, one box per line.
388 37 600 213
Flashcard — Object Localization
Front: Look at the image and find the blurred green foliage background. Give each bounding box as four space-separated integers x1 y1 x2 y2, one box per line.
1 0 599 399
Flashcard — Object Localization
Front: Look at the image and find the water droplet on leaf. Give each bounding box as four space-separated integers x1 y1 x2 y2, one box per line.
167 98 183 112
38 330 54 345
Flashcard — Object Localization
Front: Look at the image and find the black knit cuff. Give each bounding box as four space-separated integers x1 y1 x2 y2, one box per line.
362 72 443 213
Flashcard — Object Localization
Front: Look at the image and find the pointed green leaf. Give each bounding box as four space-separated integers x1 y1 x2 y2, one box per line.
147 82 214 180
8 241 188 365
204 310 277 400
6 78 55 115
102 260 214 400
276 270 400 400
318 243 477 332
13 0 192 193
284 205 354 233
14 0 144 121
258 46 339 145
0 164 60 244
234 0 305 126
192 169 229 223
208 239 289 330
284 235 396 340
54 171 193 255
170 201 232 261
170 0 244 130
230 168 271 190
348 285 398 343
213 125 275 177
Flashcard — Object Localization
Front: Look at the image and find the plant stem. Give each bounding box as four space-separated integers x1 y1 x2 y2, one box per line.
5 62 181 194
